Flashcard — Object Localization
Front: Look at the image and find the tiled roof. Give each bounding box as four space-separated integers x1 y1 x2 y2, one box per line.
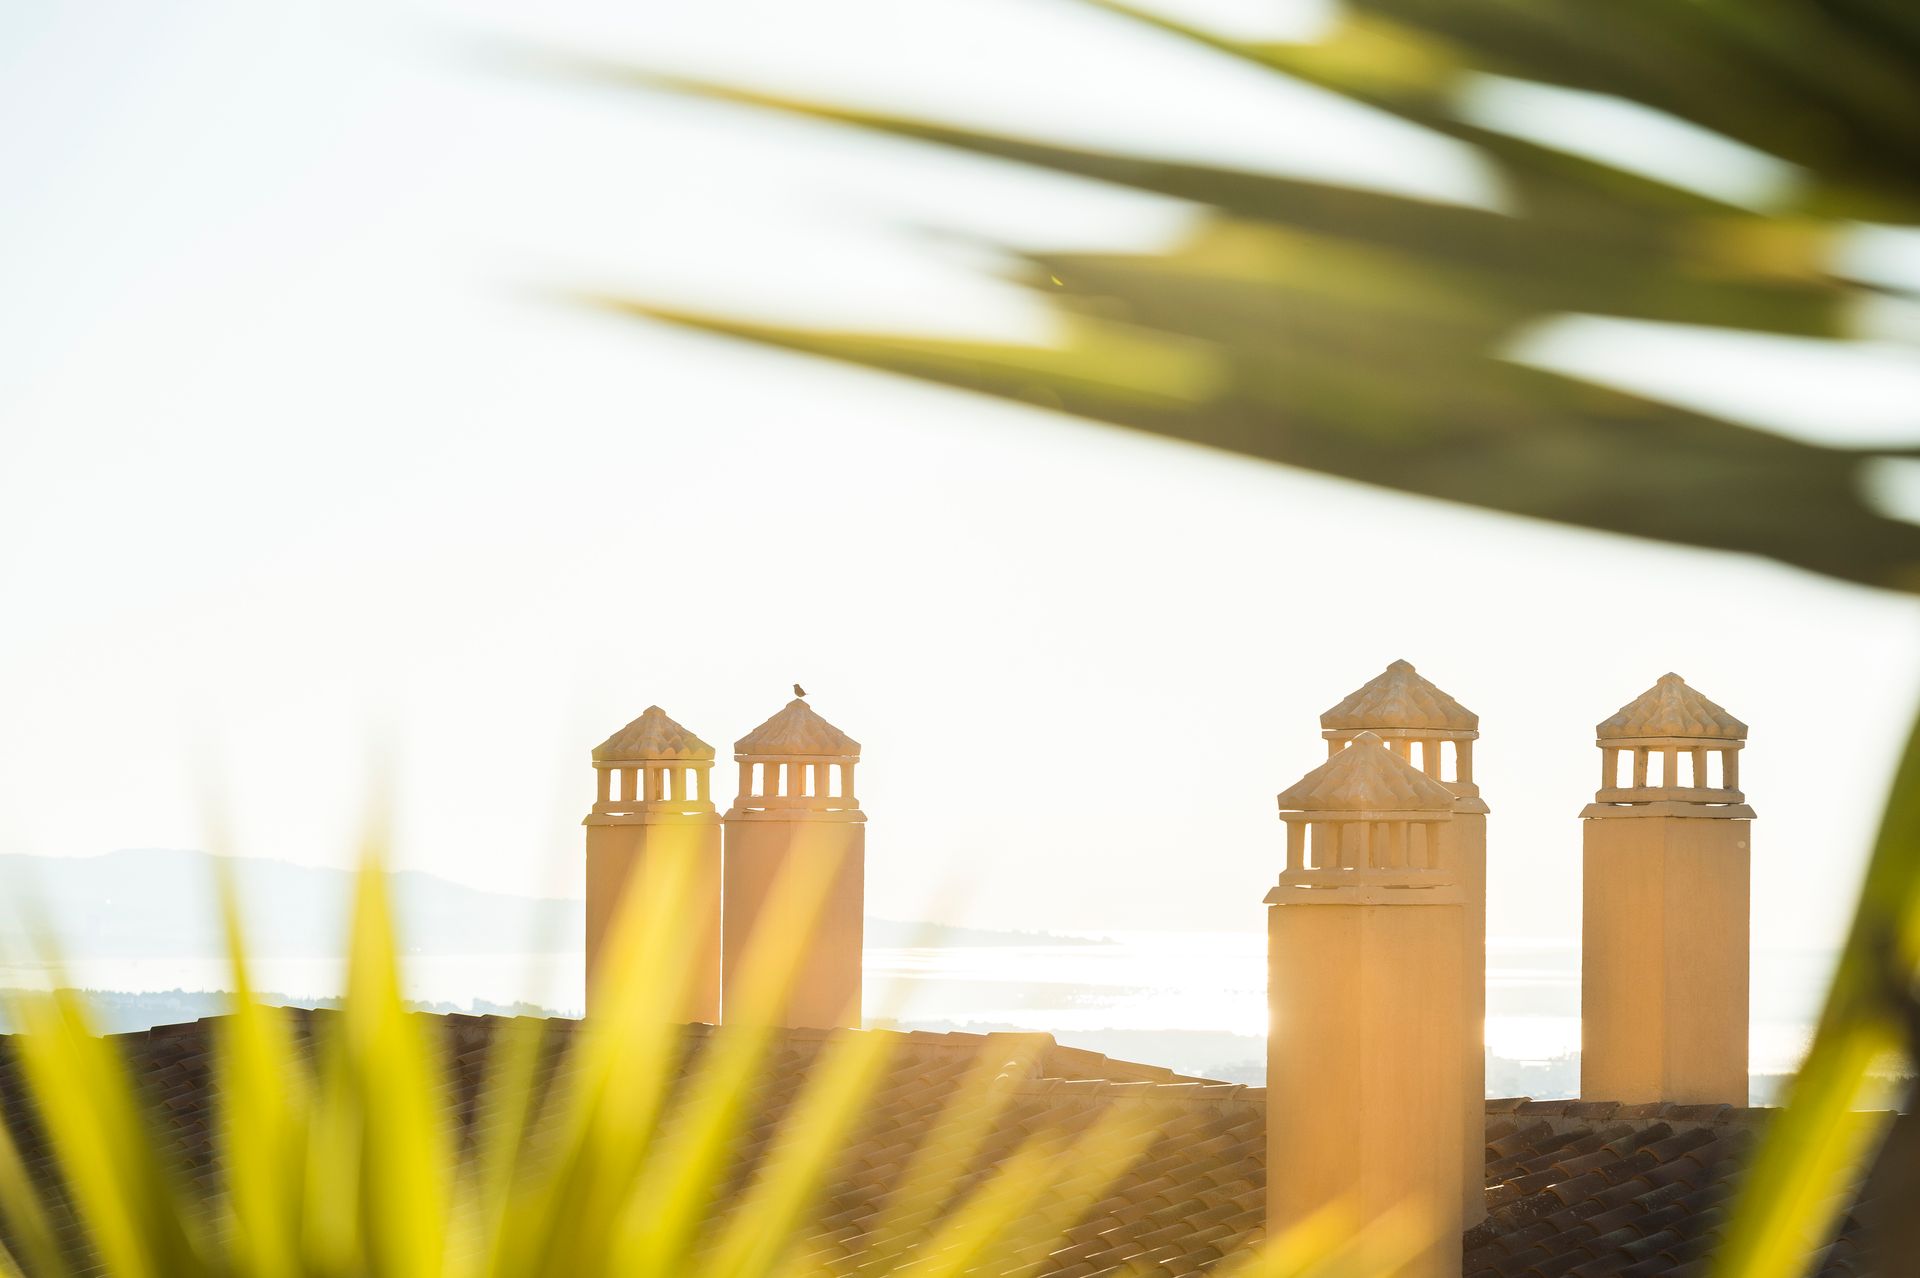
736 699 861 757
1469 1098 1883 1278
1275 732 1457 813
0 1016 1885 1276
592 706 716 762
1597 675 1747 741
1321 660 1479 734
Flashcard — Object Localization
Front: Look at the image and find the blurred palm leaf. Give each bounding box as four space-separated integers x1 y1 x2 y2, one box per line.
0 849 1407 1278
569 3 1920 1274
576 0 1920 593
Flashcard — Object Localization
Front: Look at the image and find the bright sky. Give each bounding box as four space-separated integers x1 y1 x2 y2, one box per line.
4 0 1919 965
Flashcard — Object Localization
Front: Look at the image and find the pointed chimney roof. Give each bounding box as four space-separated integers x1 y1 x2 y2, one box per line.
1321 660 1478 733
1276 732 1457 812
592 706 715 763
736 699 861 758
1597 673 1746 741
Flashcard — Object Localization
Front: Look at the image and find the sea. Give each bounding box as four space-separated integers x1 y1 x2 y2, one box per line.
0 933 1841 1095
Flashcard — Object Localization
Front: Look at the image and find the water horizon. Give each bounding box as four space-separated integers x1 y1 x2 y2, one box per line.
0 930 1842 1084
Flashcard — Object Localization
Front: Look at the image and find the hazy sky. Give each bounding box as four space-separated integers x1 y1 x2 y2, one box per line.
4 0 1919 965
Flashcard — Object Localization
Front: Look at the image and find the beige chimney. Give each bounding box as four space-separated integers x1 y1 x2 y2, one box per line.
1321 659 1488 1228
1269 732 1465 1278
583 706 721 1022
722 697 866 1028
1581 673 1753 1106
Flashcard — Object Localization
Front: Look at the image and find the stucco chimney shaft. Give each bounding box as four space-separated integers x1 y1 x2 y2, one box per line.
583 706 722 1023
1269 732 1465 1278
1321 659 1488 1228
1581 674 1753 1106
722 697 866 1028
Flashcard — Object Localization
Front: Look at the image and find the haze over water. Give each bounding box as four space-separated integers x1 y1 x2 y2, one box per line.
1 933 1832 1083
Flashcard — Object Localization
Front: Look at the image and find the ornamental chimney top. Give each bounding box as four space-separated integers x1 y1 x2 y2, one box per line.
1271 733 1458 904
1597 673 1747 742
1320 660 1483 806
1278 731 1458 815
587 705 715 822
1588 674 1751 817
730 696 864 820
593 706 715 763
1321 660 1478 736
735 699 861 760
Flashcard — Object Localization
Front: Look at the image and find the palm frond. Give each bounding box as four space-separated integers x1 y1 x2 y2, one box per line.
561 2 1920 1269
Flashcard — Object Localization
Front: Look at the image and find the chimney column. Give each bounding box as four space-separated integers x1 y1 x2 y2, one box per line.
1269 732 1464 1278
1582 673 1753 1106
1320 659 1488 1227
722 696 866 1028
583 706 721 1023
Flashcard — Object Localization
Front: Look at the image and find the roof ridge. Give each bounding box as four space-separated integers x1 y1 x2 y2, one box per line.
1486 1096 1785 1130
1006 1076 1264 1110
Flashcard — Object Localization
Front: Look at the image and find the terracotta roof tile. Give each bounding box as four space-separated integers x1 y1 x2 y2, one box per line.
1663 1103 1735 1124
0 1016 1889 1277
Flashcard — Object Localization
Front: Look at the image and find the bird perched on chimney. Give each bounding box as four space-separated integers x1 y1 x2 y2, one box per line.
793 683 807 698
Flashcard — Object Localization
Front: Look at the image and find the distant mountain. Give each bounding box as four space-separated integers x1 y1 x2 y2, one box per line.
0 850 1093 959
0 988 564 1038
0 849 577 958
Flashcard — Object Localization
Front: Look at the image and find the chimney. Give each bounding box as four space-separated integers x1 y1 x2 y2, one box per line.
1581 673 1752 1106
1268 732 1464 1277
583 706 721 1022
1321 659 1488 1228
722 697 866 1027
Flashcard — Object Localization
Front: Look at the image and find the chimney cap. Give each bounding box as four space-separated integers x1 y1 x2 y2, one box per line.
1320 659 1478 734
593 706 716 763
736 698 861 759
1597 673 1747 741
1277 731 1456 813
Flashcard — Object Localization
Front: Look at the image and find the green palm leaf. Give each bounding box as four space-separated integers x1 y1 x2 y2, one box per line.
570 2 1920 1271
